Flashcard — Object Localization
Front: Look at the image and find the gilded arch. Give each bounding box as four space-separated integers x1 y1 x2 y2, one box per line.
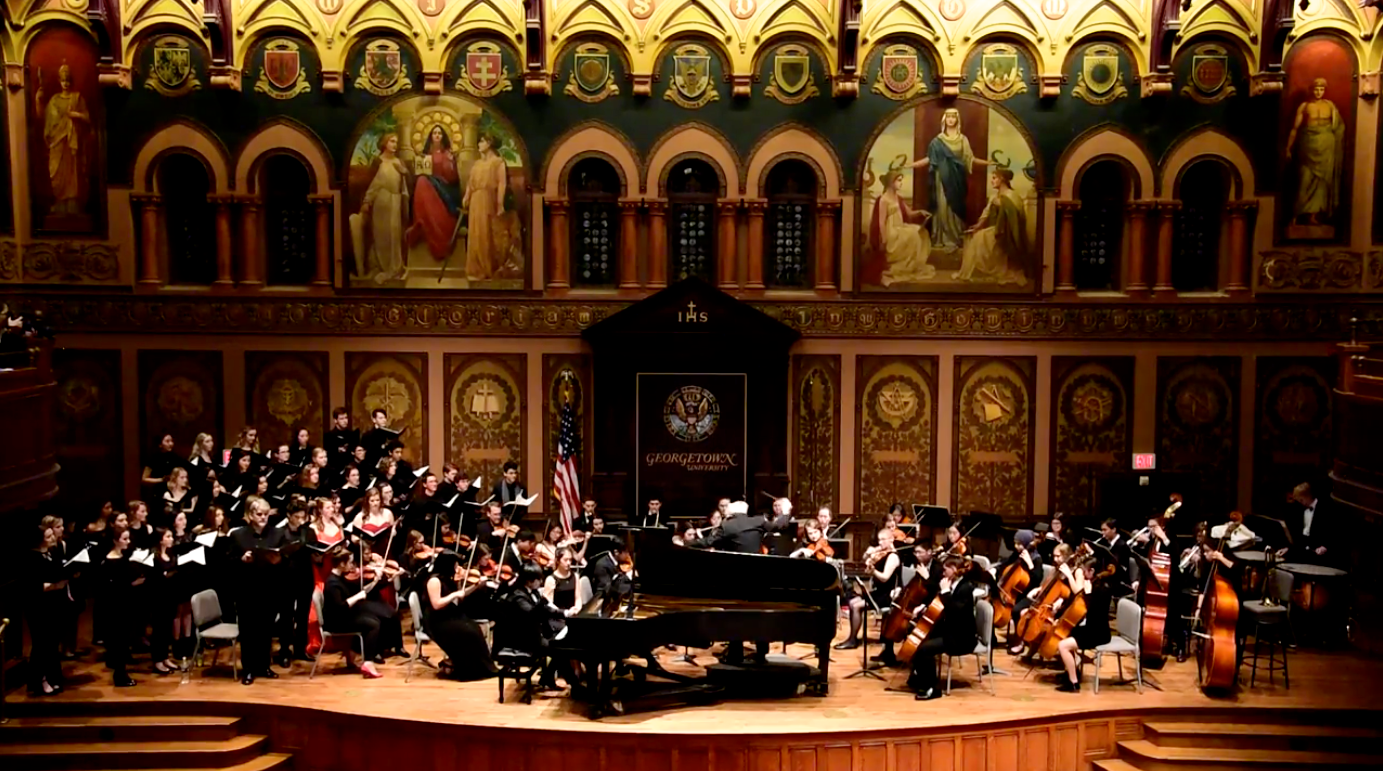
542 122 640 198
646 122 741 197
744 124 842 199
1056 126 1154 201
133 120 232 194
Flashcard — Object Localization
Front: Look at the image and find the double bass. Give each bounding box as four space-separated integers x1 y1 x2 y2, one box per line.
1195 523 1240 692
1139 496 1180 666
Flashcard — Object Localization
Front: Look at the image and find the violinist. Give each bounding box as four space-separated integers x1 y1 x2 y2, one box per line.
1097 519 1137 594
1054 556 1111 692
836 528 901 660
423 550 499 681
790 521 835 561
883 509 915 547
323 545 397 679
907 556 978 700
476 501 509 554
508 530 538 573
943 523 967 556
536 524 565 567
815 506 833 535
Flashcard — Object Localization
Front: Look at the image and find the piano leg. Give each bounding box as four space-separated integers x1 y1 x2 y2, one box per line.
810 639 831 696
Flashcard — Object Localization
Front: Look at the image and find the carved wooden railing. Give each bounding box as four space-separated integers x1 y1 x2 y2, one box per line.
1330 325 1383 653
0 337 59 515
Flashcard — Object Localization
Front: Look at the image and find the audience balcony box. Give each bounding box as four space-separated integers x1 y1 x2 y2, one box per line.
0 338 60 514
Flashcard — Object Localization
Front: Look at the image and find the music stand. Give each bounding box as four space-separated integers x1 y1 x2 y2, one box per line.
963 511 1004 561
827 538 851 561
843 576 887 680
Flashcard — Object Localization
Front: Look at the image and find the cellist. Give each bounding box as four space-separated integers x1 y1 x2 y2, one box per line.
1008 543 1075 656
1054 555 1112 692
993 530 1043 631
906 557 978 701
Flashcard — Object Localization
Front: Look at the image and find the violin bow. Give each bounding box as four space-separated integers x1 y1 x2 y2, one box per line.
826 517 852 540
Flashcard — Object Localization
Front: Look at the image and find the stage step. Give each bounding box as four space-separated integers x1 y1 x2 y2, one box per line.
0 735 270 770
1113 739 1383 771
0 716 244 744
1143 722 1382 752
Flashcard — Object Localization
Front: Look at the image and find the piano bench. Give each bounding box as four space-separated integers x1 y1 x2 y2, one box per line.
495 648 541 704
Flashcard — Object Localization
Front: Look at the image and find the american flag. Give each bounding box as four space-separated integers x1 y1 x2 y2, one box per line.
553 388 582 536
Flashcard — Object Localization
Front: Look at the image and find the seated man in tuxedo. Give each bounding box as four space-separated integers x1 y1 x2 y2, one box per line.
1283 482 1336 565
638 498 664 528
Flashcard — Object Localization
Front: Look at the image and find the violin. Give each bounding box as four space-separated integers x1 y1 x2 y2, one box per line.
863 542 895 568
889 527 915 545
807 535 834 561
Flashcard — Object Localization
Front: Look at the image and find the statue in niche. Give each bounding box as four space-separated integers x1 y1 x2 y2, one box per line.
359 132 410 283
1285 77 1344 232
35 62 92 221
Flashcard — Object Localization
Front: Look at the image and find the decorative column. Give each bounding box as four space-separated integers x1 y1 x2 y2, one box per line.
745 199 767 290
238 195 264 287
1153 200 1180 297
1225 200 1256 295
1125 201 1151 295
618 200 640 289
716 201 739 289
133 194 163 285
646 200 668 289
1055 200 1079 294
209 194 236 287
309 194 333 287
546 198 570 289
815 201 840 292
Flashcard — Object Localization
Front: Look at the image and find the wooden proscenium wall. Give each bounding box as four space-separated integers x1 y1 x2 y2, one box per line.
51 332 1335 523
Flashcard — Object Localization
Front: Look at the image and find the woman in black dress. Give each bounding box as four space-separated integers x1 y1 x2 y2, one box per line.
161 467 198 530
541 549 581 615
94 528 144 687
25 523 70 695
322 545 401 678
1055 558 1112 692
290 427 314 468
127 500 155 551
422 550 498 680
148 527 181 674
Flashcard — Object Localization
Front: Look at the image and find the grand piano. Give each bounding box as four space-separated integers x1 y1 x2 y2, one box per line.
551 527 840 717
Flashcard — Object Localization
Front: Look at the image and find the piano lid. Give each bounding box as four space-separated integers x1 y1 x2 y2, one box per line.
625 527 840 600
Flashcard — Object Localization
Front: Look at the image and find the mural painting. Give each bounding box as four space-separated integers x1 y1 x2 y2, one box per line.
860 98 1037 293
345 95 528 289
25 25 103 234
1279 36 1355 243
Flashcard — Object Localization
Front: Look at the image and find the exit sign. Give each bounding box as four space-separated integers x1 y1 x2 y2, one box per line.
1132 453 1157 470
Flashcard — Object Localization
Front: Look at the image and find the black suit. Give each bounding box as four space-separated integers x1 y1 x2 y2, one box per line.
589 552 632 605
1100 535 1138 593
713 513 793 554
1292 499 1338 565
228 525 287 674
492 480 529 520
908 575 978 693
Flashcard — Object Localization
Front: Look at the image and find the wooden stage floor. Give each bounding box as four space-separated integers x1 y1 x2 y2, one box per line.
18 630 1383 736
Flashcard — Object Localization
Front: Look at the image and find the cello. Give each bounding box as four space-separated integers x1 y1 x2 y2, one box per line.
1139 496 1180 666
992 545 1037 630
1035 558 1114 659
883 524 979 642
1014 550 1078 646
1195 522 1240 692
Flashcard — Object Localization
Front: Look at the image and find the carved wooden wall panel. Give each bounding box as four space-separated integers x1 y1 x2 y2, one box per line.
53 349 123 515
1156 357 1242 515
1050 357 1134 518
953 356 1036 521
137 350 223 464
344 352 427 466
1253 357 1334 514
543 353 591 513
245 351 328 455
444 353 526 493
791 354 840 514
856 356 937 517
